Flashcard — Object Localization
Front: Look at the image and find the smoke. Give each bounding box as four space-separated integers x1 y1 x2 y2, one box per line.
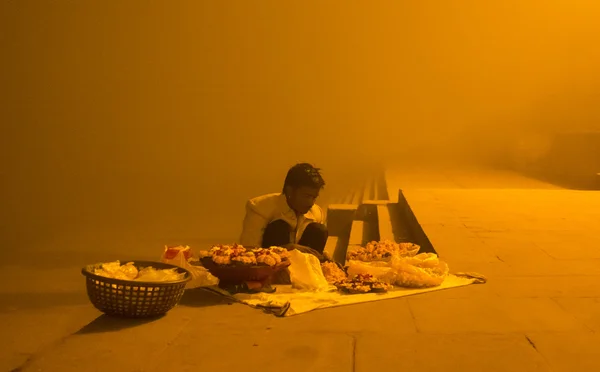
2 1 600 249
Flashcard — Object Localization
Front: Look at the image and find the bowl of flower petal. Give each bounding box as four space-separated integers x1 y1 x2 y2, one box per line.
199 244 291 288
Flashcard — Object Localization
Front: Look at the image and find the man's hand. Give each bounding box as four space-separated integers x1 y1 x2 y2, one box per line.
284 244 324 260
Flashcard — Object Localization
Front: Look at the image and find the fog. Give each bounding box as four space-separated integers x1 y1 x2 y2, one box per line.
2 1 600 258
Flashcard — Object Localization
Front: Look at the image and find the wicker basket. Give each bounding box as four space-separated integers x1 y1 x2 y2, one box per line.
81 261 191 318
200 257 290 286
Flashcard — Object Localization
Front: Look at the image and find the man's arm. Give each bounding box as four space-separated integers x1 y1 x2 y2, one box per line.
239 201 268 247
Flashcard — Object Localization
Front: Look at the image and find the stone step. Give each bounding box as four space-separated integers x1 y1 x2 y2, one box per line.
396 190 437 254
362 200 391 205
326 205 356 238
350 184 364 205
387 202 412 242
325 170 403 264
375 170 388 200
376 204 395 242
364 177 375 201
323 235 338 260
326 236 353 264
349 220 365 246
327 204 358 210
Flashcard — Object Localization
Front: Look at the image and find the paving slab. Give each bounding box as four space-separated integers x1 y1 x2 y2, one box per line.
20 301 269 372
434 239 503 265
503 257 600 277
444 261 514 278
535 240 600 260
268 298 417 335
525 331 600 372
488 276 600 298
382 165 600 371
385 164 562 204
0 306 100 372
407 297 587 334
407 282 497 300
2 165 599 371
355 333 550 372
473 235 549 251
552 297 600 332
149 329 354 372
0 266 85 295
20 309 197 371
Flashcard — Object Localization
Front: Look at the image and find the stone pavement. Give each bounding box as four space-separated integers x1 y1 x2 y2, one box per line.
385 163 600 371
2 165 600 371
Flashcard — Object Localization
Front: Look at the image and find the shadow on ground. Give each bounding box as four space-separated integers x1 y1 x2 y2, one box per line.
75 314 164 334
178 287 233 307
0 291 89 312
74 288 231 334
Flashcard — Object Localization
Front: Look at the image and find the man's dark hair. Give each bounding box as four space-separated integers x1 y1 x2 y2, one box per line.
283 163 326 192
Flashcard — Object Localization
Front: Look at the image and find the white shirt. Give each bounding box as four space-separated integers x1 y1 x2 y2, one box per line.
239 193 325 247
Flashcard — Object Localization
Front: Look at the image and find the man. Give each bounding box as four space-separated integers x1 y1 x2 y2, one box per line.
239 163 328 258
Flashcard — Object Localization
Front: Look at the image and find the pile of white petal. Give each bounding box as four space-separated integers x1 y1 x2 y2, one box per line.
93 260 186 282
346 241 450 288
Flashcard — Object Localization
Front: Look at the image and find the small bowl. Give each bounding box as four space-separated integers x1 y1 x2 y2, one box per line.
200 257 291 287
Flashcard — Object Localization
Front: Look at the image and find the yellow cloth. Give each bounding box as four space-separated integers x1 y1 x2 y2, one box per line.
230 273 484 316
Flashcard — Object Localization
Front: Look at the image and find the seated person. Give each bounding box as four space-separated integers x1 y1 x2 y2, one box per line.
239 163 328 259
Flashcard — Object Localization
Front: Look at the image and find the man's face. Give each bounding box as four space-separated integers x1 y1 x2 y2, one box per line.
286 186 320 214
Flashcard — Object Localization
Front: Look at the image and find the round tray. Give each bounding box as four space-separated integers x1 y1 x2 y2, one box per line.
200 257 291 286
81 260 191 318
336 285 389 294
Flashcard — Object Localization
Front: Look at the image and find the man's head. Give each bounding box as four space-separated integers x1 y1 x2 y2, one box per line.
283 163 325 215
